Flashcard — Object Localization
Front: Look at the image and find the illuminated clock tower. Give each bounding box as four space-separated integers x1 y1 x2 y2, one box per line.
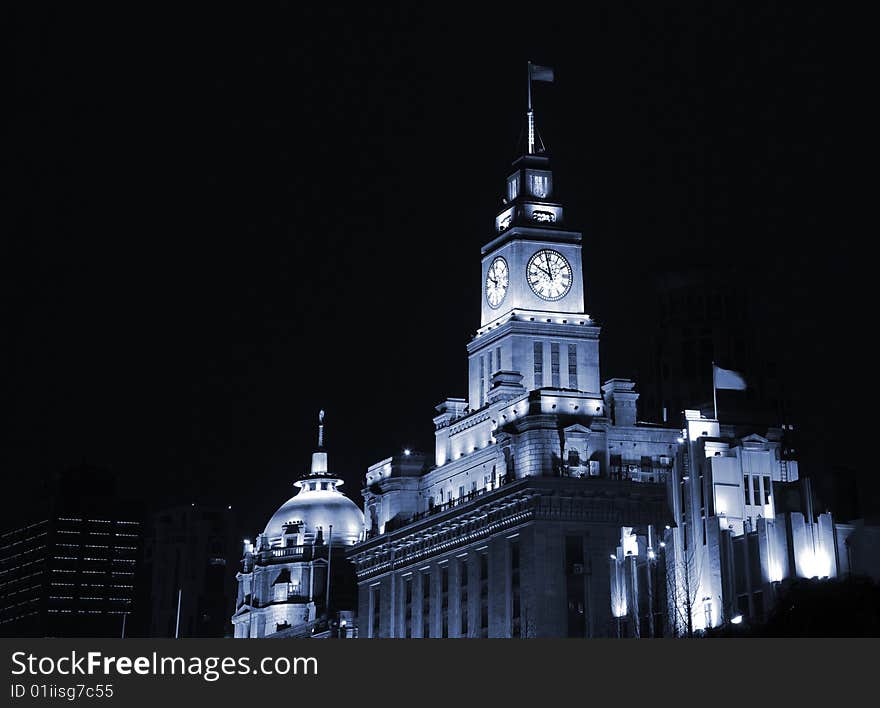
467 126 600 410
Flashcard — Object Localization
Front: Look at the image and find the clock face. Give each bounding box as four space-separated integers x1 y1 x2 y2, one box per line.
485 257 509 308
527 249 572 301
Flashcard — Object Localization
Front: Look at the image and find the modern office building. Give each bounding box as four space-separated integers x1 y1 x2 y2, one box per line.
0 466 145 637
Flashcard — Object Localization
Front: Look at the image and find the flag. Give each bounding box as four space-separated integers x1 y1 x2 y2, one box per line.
713 365 747 391
529 64 554 82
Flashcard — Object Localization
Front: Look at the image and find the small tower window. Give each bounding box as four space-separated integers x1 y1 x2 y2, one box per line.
551 343 560 388
529 174 549 198
533 341 543 388
507 175 518 201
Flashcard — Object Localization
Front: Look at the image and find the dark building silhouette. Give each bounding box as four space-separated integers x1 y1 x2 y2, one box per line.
639 266 793 428
0 465 146 637
145 504 238 637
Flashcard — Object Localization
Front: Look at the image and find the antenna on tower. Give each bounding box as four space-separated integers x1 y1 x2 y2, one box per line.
318 409 325 448
526 62 555 154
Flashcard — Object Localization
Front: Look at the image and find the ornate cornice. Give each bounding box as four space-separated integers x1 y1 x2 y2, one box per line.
348 476 670 581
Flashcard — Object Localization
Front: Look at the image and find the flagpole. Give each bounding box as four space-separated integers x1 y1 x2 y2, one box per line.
712 361 718 421
527 60 532 112
174 588 182 639
527 61 534 154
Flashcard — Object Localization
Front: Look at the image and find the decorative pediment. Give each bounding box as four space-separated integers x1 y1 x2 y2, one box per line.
563 423 592 436
232 605 252 619
740 433 770 449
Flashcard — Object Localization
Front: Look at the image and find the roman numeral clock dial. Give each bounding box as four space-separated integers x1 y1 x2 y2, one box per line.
485 256 509 308
527 249 572 301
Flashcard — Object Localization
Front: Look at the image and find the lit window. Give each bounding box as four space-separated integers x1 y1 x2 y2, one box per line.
551 343 560 388
530 174 549 198
534 342 543 388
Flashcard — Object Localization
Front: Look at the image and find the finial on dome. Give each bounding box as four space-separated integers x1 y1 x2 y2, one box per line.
318 409 325 448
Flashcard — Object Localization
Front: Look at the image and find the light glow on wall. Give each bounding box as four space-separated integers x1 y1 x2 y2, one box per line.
798 548 832 579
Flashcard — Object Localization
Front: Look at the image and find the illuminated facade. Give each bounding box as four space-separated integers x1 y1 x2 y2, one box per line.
346 96 877 637
348 123 685 638
614 417 878 636
232 415 364 638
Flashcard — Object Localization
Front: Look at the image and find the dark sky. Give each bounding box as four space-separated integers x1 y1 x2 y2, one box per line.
6 4 858 537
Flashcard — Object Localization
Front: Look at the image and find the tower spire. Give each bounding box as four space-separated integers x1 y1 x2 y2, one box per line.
526 62 554 154
302 409 331 480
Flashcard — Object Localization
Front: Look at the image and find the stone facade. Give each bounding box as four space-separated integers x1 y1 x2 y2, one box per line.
232 417 363 638
347 105 880 638
349 137 686 638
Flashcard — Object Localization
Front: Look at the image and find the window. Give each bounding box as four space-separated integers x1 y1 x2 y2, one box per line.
403 577 413 638
422 572 431 638
479 553 489 637
743 476 750 505
551 343 560 387
565 535 585 637
530 174 549 198
485 353 492 398
641 455 653 482
370 586 381 638
507 175 518 201
533 342 543 388
763 476 771 505
441 566 449 638
752 476 761 506
460 559 469 637
568 344 578 389
495 347 502 373
479 356 485 406
511 541 521 638
458 485 465 501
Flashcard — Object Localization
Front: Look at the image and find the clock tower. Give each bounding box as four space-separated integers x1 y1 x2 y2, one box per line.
467 110 600 411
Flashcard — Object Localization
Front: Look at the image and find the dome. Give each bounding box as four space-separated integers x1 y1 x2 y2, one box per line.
262 410 364 547
263 483 364 546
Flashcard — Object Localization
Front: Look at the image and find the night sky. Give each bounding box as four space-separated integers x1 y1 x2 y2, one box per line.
7 4 861 538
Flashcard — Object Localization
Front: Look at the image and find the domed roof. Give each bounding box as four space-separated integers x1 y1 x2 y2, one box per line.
263 483 364 546
262 410 364 547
